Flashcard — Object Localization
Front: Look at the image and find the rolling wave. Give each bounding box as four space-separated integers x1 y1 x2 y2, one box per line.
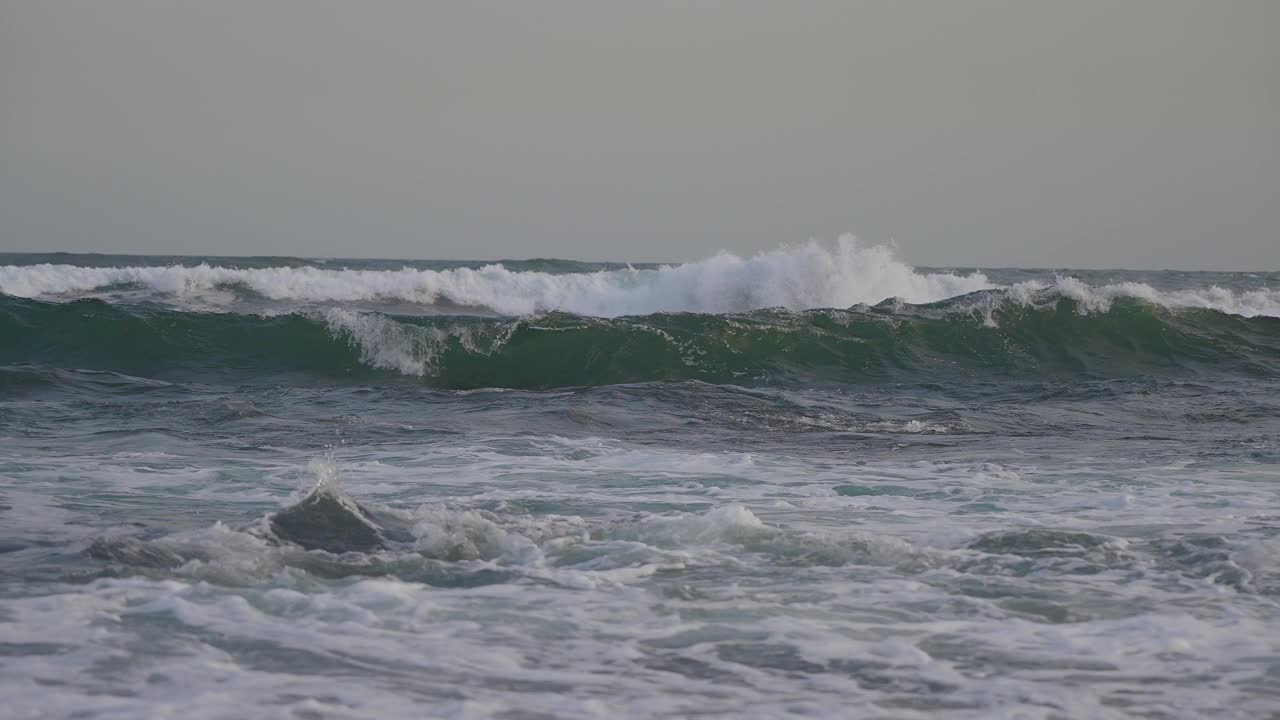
0 239 992 315
3 289 1277 389
4 239 1276 319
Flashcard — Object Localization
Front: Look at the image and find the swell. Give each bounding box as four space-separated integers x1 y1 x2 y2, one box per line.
4 291 1278 389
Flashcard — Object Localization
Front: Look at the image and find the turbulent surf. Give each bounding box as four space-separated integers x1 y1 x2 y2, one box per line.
2 241 1278 719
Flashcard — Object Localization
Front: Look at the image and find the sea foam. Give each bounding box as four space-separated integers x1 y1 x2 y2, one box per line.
0 238 991 315
3 237 1278 318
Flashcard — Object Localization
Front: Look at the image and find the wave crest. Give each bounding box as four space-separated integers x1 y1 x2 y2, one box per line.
5 240 1277 320
1 238 993 316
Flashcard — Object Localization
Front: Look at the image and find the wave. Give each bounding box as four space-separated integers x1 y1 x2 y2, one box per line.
1003 276 1280 320
5 238 1277 320
0 238 992 315
4 289 1278 388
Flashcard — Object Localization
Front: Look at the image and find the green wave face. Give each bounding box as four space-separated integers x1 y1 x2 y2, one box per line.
3 294 1278 389
0 297 365 382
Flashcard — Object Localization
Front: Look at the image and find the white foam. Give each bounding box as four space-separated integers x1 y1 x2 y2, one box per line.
8 436 1280 718
0 238 992 316
318 307 518 376
1006 276 1280 318
409 505 545 564
318 308 440 376
6 239 1277 319
614 503 771 547
12 237 1280 317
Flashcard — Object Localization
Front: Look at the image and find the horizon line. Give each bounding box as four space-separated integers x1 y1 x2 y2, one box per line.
1 248 1277 275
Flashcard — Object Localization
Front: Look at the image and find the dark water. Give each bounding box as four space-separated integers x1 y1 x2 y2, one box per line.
2 244 1279 719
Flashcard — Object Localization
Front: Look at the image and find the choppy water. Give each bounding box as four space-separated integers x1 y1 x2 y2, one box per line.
2 240 1279 719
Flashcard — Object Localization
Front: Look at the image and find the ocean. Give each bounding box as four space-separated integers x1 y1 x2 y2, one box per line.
1 238 1278 719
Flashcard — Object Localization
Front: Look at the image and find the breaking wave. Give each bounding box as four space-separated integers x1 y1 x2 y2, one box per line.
4 238 998 316
4 288 1278 389
5 239 1278 320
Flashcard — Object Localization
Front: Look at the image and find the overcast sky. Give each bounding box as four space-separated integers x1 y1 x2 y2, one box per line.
1 1 1277 268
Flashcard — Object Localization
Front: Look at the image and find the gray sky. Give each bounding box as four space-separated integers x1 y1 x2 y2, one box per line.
1 1 1277 268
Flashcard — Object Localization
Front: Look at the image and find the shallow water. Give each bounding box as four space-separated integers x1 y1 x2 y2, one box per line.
2 244 1279 719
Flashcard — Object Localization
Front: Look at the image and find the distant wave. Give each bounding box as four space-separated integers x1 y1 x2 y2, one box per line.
4 238 1278 319
0 238 991 315
4 291 1277 389
1002 276 1280 320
